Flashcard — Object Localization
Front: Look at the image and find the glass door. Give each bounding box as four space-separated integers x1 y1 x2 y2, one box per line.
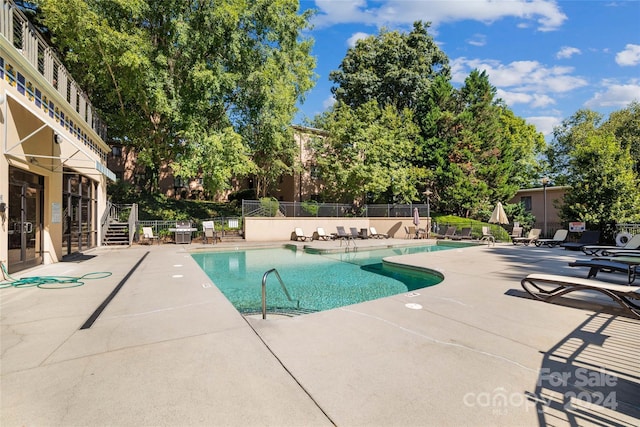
62 172 97 255
7 168 43 273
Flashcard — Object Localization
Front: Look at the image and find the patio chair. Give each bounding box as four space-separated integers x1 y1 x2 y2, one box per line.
293 227 313 241
313 227 331 241
451 227 472 240
581 233 640 256
350 227 365 239
520 273 640 319
510 227 523 239
142 227 160 245
335 226 356 246
512 228 541 246
202 221 218 244
404 226 416 239
480 226 495 246
369 226 389 239
437 226 457 240
561 230 601 251
568 258 639 284
535 229 568 248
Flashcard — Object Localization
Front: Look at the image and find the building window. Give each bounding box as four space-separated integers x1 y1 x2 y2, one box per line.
310 165 320 180
174 177 187 188
111 146 122 157
521 196 532 211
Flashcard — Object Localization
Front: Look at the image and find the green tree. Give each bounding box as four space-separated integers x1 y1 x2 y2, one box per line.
559 131 640 234
35 0 315 196
546 109 603 185
311 101 421 204
498 108 546 189
419 71 544 217
600 101 640 176
547 106 640 235
329 21 449 111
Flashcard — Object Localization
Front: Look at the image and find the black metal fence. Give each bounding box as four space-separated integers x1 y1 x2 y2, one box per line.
135 217 242 241
242 200 432 218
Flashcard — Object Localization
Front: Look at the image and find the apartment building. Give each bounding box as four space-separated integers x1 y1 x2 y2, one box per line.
108 125 328 202
1 0 115 273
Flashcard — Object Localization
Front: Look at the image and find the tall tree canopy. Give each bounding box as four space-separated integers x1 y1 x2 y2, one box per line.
35 0 316 196
419 71 544 217
322 21 544 217
329 21 449 111
311 101 421 204
547 106 640 231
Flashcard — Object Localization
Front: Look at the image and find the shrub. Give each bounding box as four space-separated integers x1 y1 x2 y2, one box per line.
260 197 280 217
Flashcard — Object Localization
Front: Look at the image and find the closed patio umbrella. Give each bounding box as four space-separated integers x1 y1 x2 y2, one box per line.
412 207 421 238
489 202 509 225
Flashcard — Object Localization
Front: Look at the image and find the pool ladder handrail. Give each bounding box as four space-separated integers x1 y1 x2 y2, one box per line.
262 268 300 319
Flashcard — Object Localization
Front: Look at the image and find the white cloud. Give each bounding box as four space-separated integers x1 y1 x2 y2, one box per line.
584 80 640 108
556 46 581 59
347 32 370 48
451 57 588 94
525 116 562 136
497 89 556 108
467 34 486 47
312 0 567 31
323 95 336 110
615 44 640 66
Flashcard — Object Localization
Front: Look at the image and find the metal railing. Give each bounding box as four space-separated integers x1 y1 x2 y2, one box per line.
261 268 299 320
0 0 108 148
242 200 432 218
99 200 112 245
135 217 242 242
127 204 138 245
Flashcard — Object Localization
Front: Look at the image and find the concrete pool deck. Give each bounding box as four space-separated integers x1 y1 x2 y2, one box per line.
1 239 638 426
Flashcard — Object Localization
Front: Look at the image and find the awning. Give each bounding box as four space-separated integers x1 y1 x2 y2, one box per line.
2 92 116 181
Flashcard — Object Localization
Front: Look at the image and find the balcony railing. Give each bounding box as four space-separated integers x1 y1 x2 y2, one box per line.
0 0 107 143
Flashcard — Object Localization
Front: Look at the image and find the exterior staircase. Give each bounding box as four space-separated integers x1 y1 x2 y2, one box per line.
220 229 244 243
103 221 130 246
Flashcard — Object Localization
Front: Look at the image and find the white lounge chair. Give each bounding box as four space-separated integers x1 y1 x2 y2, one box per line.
512 228 541 246
142 227 160 245
521 273 640 318
293 227 312 241
202 221 218 244
535 229 568 247
313 227 331 241
370 226 389 239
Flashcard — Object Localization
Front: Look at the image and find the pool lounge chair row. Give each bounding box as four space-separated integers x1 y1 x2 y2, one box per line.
293 226 391 242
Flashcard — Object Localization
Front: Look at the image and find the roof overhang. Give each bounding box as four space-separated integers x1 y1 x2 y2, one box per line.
2 91 116 181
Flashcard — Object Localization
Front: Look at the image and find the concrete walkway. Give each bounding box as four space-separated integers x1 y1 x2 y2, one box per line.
1 239 638 426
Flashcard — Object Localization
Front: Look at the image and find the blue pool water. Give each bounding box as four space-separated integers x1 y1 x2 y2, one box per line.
191 244 455 314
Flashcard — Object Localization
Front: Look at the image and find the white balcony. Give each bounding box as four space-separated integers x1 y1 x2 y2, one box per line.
0 0 113 180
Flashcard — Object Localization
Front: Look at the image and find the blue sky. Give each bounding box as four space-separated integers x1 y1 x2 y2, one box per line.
295 0 640 137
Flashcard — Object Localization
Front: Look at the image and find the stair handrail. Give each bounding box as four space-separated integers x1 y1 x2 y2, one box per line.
100 200 113 245
262 268 299 319
128 203 138 245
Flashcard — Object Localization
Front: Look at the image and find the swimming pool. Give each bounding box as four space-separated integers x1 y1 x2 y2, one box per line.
191 244 455 315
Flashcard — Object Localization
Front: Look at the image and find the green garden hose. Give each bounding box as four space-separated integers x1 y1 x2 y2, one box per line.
1 261 111 289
